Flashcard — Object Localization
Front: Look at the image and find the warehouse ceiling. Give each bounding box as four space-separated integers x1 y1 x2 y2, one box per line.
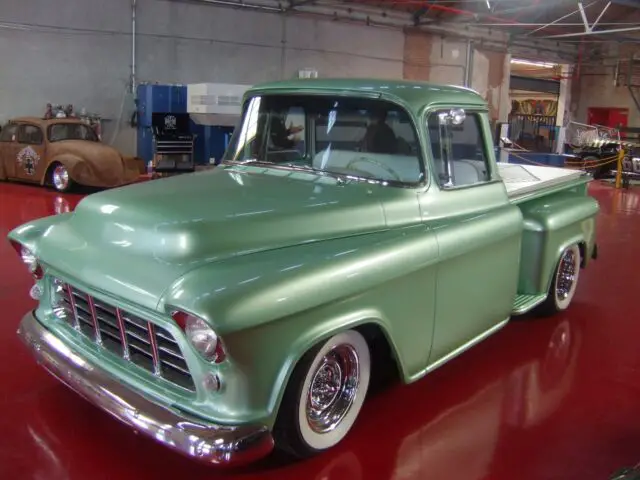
346 0 640 43
184 0 640 61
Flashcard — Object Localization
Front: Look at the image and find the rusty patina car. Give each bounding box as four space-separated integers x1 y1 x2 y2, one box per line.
0 117 141 192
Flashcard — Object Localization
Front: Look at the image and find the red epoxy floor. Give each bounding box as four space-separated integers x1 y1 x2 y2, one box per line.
1 181 639 480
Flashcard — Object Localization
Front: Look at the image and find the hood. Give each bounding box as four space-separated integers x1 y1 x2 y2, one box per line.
36 166 388 309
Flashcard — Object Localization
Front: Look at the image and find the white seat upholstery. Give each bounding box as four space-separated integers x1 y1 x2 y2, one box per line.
312 149 422 183
450 159 487 185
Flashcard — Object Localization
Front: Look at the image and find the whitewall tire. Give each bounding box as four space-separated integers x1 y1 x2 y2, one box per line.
538 244 581 316
274 329 371 457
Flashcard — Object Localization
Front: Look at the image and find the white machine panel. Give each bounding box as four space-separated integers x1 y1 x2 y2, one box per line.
187 83 251 126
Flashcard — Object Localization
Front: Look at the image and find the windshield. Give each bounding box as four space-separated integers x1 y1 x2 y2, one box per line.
48 123 99 142
223 94 425 185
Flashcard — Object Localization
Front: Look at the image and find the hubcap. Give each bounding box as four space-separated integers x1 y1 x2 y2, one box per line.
52 165 69 191
556 249 577 301
306 344 360 434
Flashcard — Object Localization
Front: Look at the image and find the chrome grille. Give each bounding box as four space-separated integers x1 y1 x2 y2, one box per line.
52 278 195 391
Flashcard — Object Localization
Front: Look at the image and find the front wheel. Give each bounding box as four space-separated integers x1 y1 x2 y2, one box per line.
537 244 581 316
273 329 371 458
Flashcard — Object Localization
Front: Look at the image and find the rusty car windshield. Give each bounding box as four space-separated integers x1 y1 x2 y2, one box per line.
48 123 99 143
222 94 425 186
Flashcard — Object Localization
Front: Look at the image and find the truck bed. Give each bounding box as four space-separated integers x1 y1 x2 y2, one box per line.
497 163 588 202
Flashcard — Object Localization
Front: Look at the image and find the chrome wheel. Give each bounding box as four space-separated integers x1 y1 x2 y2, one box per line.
52 165 70 191
306 344 360 434
292 329 371 452
556 248 577 301
553 244 581 311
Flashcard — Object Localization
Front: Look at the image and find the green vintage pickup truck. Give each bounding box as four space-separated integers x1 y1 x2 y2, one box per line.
9 79 599 466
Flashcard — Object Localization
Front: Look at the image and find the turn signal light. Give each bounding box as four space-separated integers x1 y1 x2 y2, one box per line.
171 310 226 363
9 240 43 280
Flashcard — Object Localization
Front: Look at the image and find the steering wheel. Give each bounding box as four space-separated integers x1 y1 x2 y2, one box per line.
345 156 401 182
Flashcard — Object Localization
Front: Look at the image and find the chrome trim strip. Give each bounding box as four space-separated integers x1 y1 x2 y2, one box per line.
115 308 130 360
86 294 102 345
17 312 274 466
147 321 162 376
65 284 81 331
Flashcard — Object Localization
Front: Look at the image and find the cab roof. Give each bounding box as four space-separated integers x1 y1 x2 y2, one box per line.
246 78 487 111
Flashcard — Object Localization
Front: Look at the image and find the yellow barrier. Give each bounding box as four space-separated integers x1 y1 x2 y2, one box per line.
615 148 625 189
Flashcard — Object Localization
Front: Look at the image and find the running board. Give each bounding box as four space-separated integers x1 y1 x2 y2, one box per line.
512 293 547 315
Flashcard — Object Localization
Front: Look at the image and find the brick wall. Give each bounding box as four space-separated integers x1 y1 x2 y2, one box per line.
403 28 433 81
402 29 510 122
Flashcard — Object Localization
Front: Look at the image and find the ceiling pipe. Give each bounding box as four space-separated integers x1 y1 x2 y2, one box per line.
390 0 575 36
131 0 137 94
182 0 581 61
464 40 473 88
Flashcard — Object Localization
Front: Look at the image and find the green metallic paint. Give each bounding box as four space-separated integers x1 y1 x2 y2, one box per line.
7 78 600 437
517 189 599 295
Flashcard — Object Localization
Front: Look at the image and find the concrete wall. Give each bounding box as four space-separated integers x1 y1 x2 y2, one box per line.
0 0 404 155
1 0 528 157
572 70 640 129
570 43 639 128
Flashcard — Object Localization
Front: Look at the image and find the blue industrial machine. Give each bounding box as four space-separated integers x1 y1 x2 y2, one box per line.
191 123 234 165
136 84 188 165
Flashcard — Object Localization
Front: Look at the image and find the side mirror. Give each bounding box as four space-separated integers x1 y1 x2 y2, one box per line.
438 108 466 126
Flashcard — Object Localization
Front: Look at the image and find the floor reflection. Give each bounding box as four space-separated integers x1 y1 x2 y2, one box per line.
2 181 640 479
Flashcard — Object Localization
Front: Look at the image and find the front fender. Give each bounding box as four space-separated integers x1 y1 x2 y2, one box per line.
7 213 72 251
159 225 439 426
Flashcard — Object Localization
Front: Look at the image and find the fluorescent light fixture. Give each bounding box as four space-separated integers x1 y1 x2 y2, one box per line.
510 58 557 68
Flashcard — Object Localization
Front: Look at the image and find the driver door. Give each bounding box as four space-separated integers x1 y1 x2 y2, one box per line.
14 124 46 182
420 107 523 364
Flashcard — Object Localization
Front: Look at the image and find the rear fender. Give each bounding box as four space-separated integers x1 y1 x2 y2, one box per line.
43 154 85 186
517 193 599 295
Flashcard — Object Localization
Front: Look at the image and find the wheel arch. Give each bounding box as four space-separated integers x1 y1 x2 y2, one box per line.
42 155 84 186
543 235 586 294
267 313 403 424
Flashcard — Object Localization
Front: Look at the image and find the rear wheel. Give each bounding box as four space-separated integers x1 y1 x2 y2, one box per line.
273 330 371 458
49 163 75 193
537 244 581 316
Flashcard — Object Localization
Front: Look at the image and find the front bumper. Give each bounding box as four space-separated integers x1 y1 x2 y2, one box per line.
17 312 275 466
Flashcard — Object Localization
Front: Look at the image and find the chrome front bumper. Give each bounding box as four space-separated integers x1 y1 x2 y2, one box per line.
17 312 275 466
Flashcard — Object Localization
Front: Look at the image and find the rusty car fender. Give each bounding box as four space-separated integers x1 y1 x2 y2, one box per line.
41 154 88 186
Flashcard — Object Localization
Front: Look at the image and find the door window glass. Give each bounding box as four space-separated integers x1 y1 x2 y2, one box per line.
17 125 44 145
0 124 18 142
427 111 491 188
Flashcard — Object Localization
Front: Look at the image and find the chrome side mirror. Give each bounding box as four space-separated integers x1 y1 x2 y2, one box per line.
438 108 466 126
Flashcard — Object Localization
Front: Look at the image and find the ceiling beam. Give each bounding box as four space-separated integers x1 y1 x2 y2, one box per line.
543 25 640 38
609 0 640 8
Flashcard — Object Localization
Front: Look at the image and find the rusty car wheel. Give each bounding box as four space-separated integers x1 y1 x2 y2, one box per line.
273 329 371 458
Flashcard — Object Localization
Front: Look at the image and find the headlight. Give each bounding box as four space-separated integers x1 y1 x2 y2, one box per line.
171 310 226 363
10 240 43 279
